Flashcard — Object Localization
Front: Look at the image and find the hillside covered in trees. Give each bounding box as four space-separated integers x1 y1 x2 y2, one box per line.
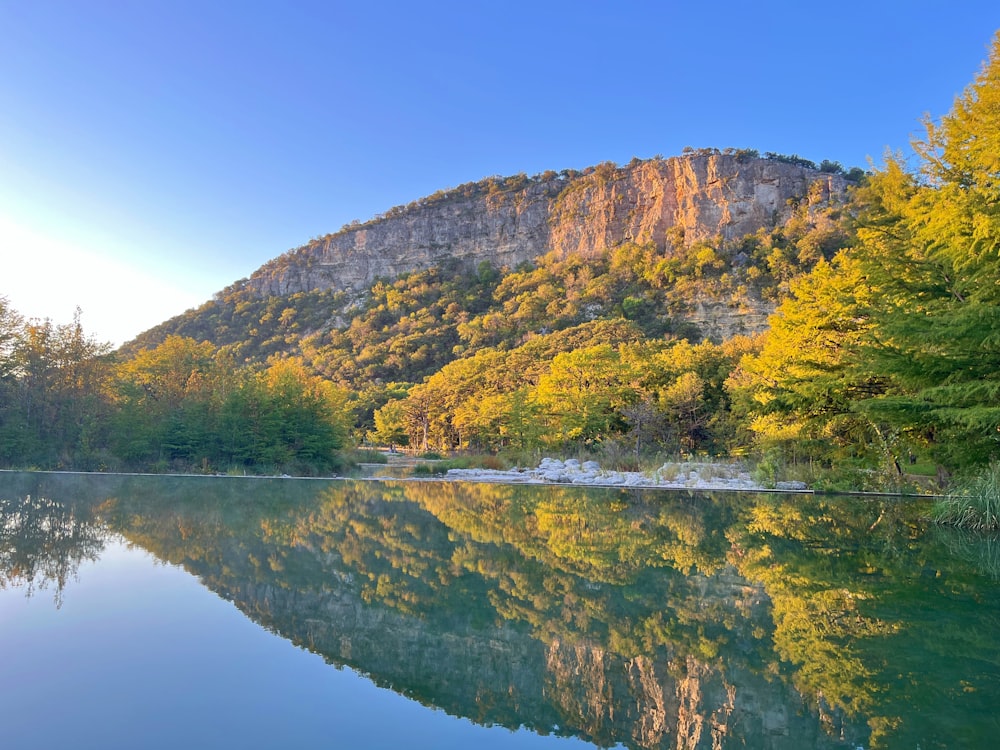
109 150 854 467
3 34 1000 493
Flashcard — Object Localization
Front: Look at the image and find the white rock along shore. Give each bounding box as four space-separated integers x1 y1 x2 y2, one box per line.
443 457 808 492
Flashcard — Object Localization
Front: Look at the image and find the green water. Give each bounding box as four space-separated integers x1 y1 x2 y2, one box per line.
1 471 998 749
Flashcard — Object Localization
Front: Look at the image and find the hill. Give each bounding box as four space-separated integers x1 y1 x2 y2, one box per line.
125 149 857 390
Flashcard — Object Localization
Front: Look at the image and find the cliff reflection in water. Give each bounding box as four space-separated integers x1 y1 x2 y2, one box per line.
2 472 998 749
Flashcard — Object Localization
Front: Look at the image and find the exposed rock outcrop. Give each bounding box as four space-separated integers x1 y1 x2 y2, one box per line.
247 153 849 299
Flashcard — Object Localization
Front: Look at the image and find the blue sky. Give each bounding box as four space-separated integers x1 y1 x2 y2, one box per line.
3 1 999 345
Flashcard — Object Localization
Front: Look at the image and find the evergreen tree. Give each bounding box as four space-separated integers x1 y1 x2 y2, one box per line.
738 33 1000 475
853 33 1000 470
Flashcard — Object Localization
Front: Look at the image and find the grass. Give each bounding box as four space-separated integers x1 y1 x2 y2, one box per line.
411 454 506 476
934 464 1000 532
348 448 389 464
411 462 444 476
657 463 681 481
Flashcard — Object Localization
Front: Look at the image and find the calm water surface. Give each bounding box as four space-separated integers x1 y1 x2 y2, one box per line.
1 471 998 749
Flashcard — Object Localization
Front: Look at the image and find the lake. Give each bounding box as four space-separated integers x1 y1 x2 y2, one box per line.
1 472 997 749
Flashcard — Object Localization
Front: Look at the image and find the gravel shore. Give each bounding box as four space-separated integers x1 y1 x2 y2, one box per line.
443 457 808 492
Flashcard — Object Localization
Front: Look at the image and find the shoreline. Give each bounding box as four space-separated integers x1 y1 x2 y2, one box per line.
429 457 809 493
2 459 811 493
3 465 943 497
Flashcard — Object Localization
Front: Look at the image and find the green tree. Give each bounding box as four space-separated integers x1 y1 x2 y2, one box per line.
853 36 1000 470
0 296 22 382
113 336 223 466
370 397 410 448
736 34 1000 476
0 307 112 468
534 345 636 445
219 359 350 472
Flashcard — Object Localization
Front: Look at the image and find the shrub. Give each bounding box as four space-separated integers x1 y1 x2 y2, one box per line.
411 462 444 476
934 464 1000 531
349 449 388 464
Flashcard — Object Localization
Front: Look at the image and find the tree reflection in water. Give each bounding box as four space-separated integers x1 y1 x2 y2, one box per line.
2 472 999 749
0 478 107 607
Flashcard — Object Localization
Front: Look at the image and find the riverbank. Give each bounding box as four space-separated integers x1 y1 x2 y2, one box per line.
442 457 808 492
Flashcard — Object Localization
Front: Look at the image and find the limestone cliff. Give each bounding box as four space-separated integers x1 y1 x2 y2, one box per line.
247 152 850 299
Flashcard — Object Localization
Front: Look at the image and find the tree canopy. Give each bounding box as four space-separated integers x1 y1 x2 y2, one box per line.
736 33 1000 477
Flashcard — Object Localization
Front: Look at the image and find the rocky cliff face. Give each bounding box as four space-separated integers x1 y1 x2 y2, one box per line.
247 153 849 299
547 156 843 260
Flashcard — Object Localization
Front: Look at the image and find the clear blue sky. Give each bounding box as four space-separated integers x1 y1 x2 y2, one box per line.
3 1 999 345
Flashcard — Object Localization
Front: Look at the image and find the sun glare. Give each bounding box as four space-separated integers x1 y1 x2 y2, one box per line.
2 212 202 345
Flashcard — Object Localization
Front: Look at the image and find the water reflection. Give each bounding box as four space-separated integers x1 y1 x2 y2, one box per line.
0 473 107 606
1 472 998 749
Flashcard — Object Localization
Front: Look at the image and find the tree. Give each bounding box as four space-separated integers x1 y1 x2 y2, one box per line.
0 296 23 382
219 359 350 472
370 398 410 448
0 308 112 468
661 372 708 454
621 398 667 458
112 336 222 465
731 255 886 461
735 33 1000 475
849 34 1000 471
534 345 636 445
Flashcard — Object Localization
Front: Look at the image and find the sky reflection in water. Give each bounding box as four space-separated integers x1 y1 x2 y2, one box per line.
0 530 592 750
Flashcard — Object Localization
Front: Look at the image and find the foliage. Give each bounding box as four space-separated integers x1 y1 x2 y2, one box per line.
300 259 501 386
848 39 1000 471
388 325 757 454
124 284 349 366
368 397 410 447
735 34 1000 480
113 339 350 474
0 300 352 474
763 151 817 170
935 463 1000 531
729 256 887 461
0 302 113 469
